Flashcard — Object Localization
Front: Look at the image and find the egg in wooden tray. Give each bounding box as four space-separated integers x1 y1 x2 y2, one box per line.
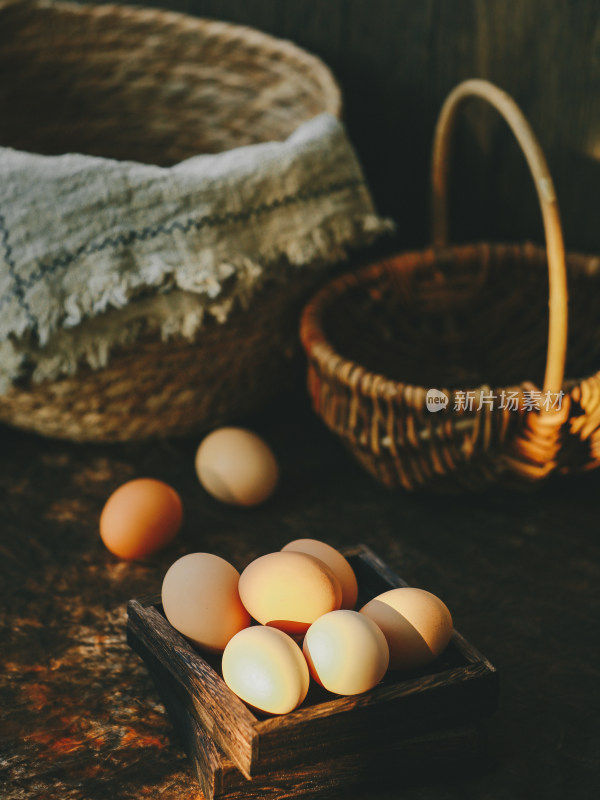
128 543 498 800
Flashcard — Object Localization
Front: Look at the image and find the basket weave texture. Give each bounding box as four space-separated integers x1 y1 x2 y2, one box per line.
301 80 600 492
0 0 349 442
0 0 341 163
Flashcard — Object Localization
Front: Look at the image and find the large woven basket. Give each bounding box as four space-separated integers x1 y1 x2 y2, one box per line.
0 0 341 162
0 0 342 442
301 79 600 492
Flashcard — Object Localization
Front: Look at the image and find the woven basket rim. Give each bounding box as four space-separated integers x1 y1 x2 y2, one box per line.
300 240 600 397
0 0 343 138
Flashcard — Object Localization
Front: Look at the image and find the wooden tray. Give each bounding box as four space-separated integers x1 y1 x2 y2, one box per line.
127 545 498 799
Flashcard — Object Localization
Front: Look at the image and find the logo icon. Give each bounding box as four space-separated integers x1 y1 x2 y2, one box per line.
426 389 449 412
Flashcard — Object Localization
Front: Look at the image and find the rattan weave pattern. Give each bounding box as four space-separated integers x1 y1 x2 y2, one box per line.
0 0 344 441
300 81 600 491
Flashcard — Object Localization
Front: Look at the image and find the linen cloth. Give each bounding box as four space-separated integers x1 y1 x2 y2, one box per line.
0 113 391 390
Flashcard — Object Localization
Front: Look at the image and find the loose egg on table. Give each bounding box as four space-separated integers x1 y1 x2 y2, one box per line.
238 550 342 634
222 626 310 715
161 553 250 652
100 478 182 560
281 538 358 610
195 427 279 506
360 587 453 671
303 610 389 695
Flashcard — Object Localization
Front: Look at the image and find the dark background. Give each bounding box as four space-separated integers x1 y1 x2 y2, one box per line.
107 0 600 252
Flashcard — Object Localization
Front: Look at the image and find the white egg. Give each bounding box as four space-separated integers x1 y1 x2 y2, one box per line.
360 587 453 670
303 610 389 695
195 427 278 506
281 538 358 609
222 626 310 714
238 551 342 634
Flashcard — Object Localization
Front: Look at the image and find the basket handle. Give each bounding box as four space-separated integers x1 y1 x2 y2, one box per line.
431 79 568 397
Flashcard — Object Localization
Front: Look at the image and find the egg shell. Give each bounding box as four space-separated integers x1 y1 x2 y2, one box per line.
238 551 342 634
222 626 310 715
195 427 279 506
99 478 182 560
359 587 453 671
161 553 250 652
281 538 358 610
303 610 389 696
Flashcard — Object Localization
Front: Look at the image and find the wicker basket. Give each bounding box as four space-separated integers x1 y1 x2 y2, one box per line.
300 79 600 492
0 0 343 442
0 0 341 162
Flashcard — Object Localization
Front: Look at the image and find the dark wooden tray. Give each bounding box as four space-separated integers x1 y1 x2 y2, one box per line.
127 545 498 799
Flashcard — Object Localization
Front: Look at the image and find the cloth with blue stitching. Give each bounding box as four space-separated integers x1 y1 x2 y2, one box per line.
0 113 391 391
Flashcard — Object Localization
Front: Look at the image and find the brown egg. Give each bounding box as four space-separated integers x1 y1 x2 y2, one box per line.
360 588 453 671
195 427 279 506
281 538 358 609
222 626 310 714
99 478 182 560
161 553 250 652
238 551 342 634
303 610 389 695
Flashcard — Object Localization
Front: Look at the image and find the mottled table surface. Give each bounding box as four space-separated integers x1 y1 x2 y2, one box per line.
1 393 599 800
